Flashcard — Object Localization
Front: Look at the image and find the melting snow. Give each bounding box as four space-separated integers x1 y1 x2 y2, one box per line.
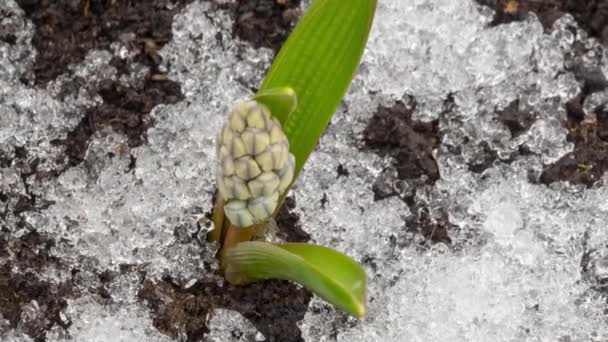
2 0 608 341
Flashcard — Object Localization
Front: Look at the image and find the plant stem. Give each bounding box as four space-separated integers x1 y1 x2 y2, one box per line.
221 224 254 256
209 194 255 261
208 195 225 242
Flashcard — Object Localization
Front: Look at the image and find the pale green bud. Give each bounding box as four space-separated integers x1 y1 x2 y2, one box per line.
216 100 295 227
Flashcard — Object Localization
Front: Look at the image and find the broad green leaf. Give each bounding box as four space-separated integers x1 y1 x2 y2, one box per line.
224 241 367 317
258 0 377 179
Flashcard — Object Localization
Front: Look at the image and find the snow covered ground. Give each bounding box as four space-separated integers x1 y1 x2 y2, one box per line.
1 0 608 341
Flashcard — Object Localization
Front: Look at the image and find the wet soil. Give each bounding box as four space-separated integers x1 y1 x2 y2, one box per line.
540 26 608 186
221 0 302 53
2 2 190 338
361 98 456 244
465 100 536 174
477 0 608 186
139 278 311 342
276 196 311 243
139 198 312 342
16 0 193 86
478 0 608 42
540 94 608 186
362 99 441 187
55 75 183 166
0 231 72 342
129 3 311 337
16 0 189 166
359 0 608 251
6 0 608 340
496 99 537 138
405 205 454 245
0 146 71 340
4 0 308 341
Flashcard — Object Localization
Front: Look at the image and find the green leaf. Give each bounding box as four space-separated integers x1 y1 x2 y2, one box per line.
254 87 298 121
258 0 377 180
224 241 367 317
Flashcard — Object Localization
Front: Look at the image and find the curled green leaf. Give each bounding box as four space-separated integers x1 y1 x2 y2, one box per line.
253 87 298 121
224 241 367 317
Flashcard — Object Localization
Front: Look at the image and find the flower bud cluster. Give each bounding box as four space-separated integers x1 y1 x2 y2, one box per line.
216 101 295 227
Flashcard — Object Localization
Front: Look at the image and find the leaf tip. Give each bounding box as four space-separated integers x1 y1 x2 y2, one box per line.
354 302 367 318
254 86 298 123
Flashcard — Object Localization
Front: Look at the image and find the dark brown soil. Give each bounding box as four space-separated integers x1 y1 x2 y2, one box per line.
467 141 500 174
139 278 311 342
16 0 189 167
16 0 194 86
0 6 21 45
476 0 608 186
8 0 608 340
276 196 311 243
465 100 535 174
405 206 454 245
0 2 189 337
0 268 71 341
53 75 183 166
361 98 457 245
140 197 312 342
496 100 537 138
477 0 608 42
538 24 608 186
540 95 608 186
0 231 72 342
362 99 441 187
0 155 70 342
361 97 441 198
360 0 608 252
128 6 311 339
4 0 309 341
222 0 302 53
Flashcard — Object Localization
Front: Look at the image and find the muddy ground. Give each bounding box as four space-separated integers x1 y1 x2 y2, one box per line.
1 0 608 341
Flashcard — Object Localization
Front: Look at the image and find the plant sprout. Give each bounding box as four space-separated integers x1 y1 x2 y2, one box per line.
209 0 377 317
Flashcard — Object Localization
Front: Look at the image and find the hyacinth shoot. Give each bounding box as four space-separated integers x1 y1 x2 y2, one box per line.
214 0 376 319
216 101 295 228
